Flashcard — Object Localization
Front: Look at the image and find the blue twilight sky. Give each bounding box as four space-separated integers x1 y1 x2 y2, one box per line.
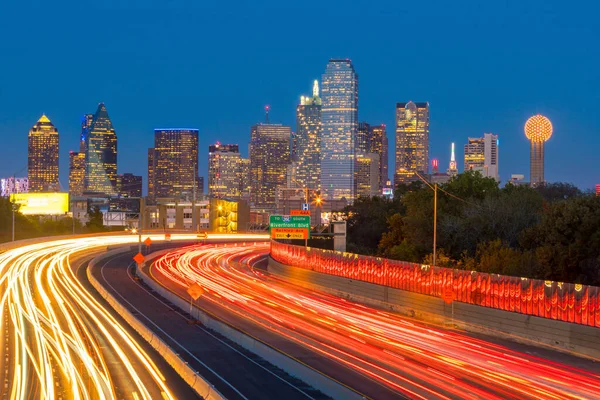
0 0 598 193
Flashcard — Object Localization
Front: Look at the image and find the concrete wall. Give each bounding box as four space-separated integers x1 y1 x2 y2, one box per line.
138 251 364 400
88 248 225 400
269 257 600 361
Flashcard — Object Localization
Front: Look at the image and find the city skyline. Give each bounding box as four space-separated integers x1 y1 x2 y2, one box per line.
0 1 597 191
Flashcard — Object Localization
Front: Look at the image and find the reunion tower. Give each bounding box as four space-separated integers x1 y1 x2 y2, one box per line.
524 115 553 186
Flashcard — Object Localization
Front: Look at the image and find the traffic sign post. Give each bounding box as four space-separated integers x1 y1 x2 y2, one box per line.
269 215 310 240
186 283 204 322
290 210 310 216
443 287 455 327
271 228 308 239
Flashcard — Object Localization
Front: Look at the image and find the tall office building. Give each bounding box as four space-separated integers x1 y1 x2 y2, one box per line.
320 59 358 201
147 148 156 201
464 133 499 180
249 121 291 210
394 101 429 185
369 124 388 190
85 103 117 195
28 114 59 192
151 129 199 199
69 151 86 196
208 143 242 199
296 80 322 191
80 113 93 154
354 153 380 198
239 158 252 200
524 115 553 186
356 122 371 154
117 173 142 197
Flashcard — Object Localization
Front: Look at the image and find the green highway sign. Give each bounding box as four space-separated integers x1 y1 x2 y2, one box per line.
269 215 310 229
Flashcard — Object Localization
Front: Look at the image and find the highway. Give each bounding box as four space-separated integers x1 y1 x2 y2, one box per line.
92 250 333 400
148 242 600 400
0 234 266 400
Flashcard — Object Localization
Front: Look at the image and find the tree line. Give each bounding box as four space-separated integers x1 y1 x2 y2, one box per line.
343 171 600 286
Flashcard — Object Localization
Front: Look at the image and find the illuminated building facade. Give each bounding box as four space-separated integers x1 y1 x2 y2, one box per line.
321 59 358 201
28 115 59 192
239 158 251 200
80 113 93 154
596 184 600 196
0 177 28 197
69 152 86 197
151 128 199 199
147 148 155 201
370 124 388 190
117 173 142 197
447 142 459 177
524 115 553 186
394 101 429 185
464 133 499 180
296 80 322 191
354 153 380 198
209 198 250 233
208 143 241 199
249 122 291 211
85 103 117 195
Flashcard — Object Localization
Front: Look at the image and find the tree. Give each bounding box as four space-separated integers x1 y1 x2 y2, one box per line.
534 182 582 203
345 196 400 255
86 206 104 232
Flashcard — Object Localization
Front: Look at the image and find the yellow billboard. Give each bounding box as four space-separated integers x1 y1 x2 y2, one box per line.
10 193 69 215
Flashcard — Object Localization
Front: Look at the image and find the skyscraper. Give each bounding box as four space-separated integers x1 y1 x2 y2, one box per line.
28 115 59 192
447 142 458 177
147 148 155 201
464 133 499 180
524 115 553 186
354 153 380 198
249 120 291 210
239 158 252 200
208 143 242 199
296 80 322 191
85 103 117 195
320 59 358 201
80 113 93 154
69 151 86 196
394 101 429 185
356 122 371 154
152 129 199 199
369 124 388 190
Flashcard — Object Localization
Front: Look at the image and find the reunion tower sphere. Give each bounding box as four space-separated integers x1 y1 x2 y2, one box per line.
524 114 553 186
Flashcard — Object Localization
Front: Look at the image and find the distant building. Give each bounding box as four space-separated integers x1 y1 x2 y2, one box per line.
208 143 241 199
321 59 358 201
524 115 553 186
117 173 142 197
69 152 86 197
249 119 291 211
509 174 528 186
447 142 458 177
395 101 429 185
151 128 199 200
370 124 389 190
464 133 499 181
85 103 118 195
296 80 322 191
430 159 451 184
28 115 59 192
354 153 380 198
1 177 28 197
596 184 600 196
147 148 156 201
239 158 251 200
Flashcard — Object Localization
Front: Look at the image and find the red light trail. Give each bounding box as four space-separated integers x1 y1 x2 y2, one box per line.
153 243 600 399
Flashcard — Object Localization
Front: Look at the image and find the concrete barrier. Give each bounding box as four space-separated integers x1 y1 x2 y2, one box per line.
87 248 225 400
268 257 600 361
139 251 364 400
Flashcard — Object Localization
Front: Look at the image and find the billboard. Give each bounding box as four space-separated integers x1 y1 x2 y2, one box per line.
10 193 69 215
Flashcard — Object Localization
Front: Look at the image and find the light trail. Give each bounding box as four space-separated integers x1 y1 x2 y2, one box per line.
153 243 600 400
0 233 268 399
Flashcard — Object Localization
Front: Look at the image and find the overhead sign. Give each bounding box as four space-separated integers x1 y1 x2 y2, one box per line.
271 228 309 239
187 283 204 300
291 210 310 216
269 215 310 229
10 193 69 215
302 203 310 211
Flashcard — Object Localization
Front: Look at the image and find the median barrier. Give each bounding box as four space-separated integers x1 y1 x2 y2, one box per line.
268 256 600 360
139 250 365 400
87 247 226 400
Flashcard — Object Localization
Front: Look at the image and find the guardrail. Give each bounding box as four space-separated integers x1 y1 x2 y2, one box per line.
271 241 600 328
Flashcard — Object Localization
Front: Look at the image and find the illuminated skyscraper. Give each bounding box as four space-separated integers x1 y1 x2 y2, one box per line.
524 115 553 186
369 124 388 190
85 103 117 195
80 113 93 154
447 142 458 177
321 59 358 201
152 129 199 199
117 173 142 197
147 148 156 201
464 133 498 180
354 153 380 198
296 80 322 191
69 151 86 196
239 158 251 200
249 119 291 210
28 114 59 192
394 101 429 185
208 143 241 199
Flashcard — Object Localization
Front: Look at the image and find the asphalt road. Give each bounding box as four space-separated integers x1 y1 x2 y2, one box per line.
93 250 332 400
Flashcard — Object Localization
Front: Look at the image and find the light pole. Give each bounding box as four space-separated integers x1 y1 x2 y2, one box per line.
414 171 437 267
